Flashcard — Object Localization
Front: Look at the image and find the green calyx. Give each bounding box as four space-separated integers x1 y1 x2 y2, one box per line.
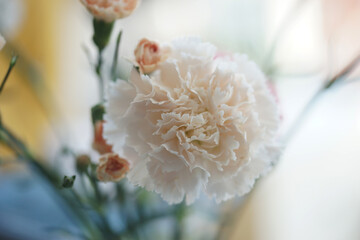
91 103 105 125
92 19 114 52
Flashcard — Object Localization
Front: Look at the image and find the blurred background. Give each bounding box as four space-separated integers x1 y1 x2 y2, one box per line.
0 0 360 239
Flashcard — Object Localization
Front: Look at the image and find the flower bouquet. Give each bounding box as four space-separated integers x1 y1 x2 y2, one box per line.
0 0 359 239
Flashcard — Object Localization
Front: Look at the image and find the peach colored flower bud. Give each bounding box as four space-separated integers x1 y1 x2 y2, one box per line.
0 34 6 50
92 120 113 154
96 153 130 182
134 38 170 74
76 154 91 172
80 0 140 22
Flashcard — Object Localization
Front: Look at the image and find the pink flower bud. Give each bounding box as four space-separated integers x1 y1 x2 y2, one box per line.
80 0 140 22
96 153 130 182
92 120 113 154
134 38 170 74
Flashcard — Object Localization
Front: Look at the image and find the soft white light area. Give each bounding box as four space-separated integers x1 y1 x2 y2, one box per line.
230 78 360 240
228 1 360 239
205 0 265 59
265 0 327 74
152 0 211 38
52 0 98 153
109 0 265 59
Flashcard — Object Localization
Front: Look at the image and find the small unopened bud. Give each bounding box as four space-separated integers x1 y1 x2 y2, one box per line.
92 120 113 154
62 175 76 188
96 153 129 182
76 154 91 173
134 38 170 74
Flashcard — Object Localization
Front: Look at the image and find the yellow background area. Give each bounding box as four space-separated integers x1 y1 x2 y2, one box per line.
0 0 61 158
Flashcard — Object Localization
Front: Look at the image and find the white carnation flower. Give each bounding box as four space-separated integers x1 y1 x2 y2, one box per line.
104 37 281 204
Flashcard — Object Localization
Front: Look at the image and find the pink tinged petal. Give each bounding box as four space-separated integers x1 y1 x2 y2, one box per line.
80 0 140 22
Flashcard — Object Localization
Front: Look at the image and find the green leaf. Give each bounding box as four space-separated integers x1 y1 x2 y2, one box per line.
111 30 123 81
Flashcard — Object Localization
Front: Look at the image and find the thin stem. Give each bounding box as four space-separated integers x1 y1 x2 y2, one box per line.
79 174 95 202
283 88 322 143
174 202 187 240
120 210 175 236
324 53 360 89
83 170 116 239
92 19 114 101
3 42 73 149
0 55 18 94
111 30 122 82
284 52 360 143
96 49 105 101
85 170 102 204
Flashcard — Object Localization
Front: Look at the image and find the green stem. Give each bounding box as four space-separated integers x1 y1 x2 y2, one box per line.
92 18 114 101
174 202 187 240
0 124 103 240
83 169 116 239
111 30 122 82
0 55 18 94
3 42 73 146
96 49 105 101
79 174 95 203
85 170 102 204
283 88 322 143
284 52 360 143
120 210 175 237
